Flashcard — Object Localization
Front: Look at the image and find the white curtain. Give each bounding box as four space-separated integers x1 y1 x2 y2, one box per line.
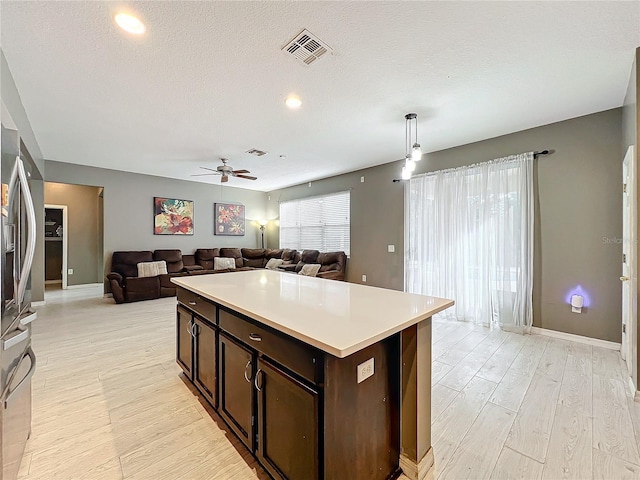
405 152 534 332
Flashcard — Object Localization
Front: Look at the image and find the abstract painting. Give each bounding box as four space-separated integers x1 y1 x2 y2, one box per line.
154 197 194 235
214 203 245 236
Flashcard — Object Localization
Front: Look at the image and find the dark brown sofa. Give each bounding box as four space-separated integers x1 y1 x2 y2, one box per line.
107 247 347 303
107 251 159 304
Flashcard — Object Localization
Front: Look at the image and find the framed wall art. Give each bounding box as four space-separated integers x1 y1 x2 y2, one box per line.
154 197 194 235
214 203 245 236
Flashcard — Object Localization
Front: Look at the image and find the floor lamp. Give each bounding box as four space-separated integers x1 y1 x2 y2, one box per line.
258 220 268 248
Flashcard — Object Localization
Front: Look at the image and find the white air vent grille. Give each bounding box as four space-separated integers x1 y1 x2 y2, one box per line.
246 148 268 157
282 29 332 66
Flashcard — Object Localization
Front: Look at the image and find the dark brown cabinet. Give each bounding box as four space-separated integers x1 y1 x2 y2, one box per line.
176 306 193 376
176 286 400 480
256 358 319 480
218 332 255 450
193 317 217 407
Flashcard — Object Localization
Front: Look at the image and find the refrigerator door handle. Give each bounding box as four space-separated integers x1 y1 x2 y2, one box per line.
19 310 37 326
15 157 37 307
2 328 29 350
2 347 36 408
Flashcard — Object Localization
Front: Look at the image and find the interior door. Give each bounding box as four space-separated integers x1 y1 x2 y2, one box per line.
621 146 635 375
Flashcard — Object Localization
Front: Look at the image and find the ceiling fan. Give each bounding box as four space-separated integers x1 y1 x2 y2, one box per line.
191 158 257 183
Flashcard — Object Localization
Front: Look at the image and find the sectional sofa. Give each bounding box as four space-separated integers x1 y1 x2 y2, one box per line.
106 247 347 304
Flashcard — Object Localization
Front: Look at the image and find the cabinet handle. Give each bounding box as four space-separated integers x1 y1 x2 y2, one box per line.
243 360 252 383
188 301 197 306
186 319 193 335
191 323 198 337
254 368 263 392
248 333 262 342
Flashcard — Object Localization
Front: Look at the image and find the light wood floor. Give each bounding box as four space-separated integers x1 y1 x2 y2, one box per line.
17 287 640 480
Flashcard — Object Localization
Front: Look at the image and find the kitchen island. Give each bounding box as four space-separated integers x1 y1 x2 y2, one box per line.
172 270 453 480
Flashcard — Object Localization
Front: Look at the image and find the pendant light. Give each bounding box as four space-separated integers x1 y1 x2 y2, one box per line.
401 113 422 180
406 113 422 161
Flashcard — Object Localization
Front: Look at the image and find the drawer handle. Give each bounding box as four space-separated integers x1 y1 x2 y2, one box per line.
254 368 263 392
188 301 197 306
249 333 262 342
243 360 252 383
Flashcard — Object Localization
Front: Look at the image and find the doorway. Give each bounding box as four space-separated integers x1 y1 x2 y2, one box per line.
44 204 68 289
621 146 635 376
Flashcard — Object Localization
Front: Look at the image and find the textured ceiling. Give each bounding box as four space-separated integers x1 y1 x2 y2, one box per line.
1 1 639 191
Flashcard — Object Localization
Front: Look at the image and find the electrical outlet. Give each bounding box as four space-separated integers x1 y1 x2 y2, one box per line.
357 358 374 383
387 244 395 253
360 176 365 183
68 268 73 275
361 274 367 282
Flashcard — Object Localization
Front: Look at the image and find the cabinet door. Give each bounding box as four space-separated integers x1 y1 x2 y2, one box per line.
176 306 193 377
256 358 319 480
218 332 255 451
193 317 217 408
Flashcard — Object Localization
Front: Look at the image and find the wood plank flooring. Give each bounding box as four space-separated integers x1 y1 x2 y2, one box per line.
17 286 640 480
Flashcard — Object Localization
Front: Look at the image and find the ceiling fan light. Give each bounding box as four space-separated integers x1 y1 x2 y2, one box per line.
411 143 422 161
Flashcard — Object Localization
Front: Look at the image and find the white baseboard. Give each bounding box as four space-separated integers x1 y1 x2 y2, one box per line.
103 293 113 298
44 280 62 285
66 283 104 290
531 327 620 351
32 300 46 307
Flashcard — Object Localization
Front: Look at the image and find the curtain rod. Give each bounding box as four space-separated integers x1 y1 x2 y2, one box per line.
393 149 551 182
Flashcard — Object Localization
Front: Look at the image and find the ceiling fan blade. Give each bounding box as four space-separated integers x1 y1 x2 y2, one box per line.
221 175 229 183
191 173 220 177
232 169 250 174
200 166 219 173
235 174 257 180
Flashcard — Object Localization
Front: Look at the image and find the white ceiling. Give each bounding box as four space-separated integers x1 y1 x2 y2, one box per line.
1 1 639 192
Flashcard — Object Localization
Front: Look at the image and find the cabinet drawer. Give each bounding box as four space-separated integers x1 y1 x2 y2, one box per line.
219 308 320 385
177 287 217 323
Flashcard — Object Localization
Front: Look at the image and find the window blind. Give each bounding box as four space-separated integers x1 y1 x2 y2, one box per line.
279 191 350 255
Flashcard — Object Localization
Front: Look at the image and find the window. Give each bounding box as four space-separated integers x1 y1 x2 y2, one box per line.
279 191 350 255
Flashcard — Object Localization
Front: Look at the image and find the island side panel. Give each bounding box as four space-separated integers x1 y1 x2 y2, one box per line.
323 335 401 480
400 319 433 480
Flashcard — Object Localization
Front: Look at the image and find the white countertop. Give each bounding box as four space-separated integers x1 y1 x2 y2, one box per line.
172 270 454 358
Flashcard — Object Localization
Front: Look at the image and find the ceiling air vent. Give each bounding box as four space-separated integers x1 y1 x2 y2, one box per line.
282 29 332 66
246 148 268 157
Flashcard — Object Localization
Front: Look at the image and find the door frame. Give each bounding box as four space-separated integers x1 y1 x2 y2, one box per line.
44 204 68 289
622 146 635 375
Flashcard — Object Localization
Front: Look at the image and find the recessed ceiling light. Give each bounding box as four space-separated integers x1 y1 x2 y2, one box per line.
115 13 146 35
285 95 302 109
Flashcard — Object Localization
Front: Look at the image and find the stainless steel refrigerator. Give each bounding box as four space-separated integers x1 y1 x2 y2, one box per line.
0 127 37 480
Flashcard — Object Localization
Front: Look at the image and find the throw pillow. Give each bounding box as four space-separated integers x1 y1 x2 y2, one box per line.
265 258 284 270
214 257 236 270
137 260 168 278
298 263 321 277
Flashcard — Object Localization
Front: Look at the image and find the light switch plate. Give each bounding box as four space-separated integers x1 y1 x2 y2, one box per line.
357 358 374 383
68 268 74 275
360 176 365 183
387 245 395 253
361 274 367 282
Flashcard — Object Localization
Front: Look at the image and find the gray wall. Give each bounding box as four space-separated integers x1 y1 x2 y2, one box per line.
268 108 623 343
44 182 102 286
623 48 639 390
44 161 268 290
1 49 46 302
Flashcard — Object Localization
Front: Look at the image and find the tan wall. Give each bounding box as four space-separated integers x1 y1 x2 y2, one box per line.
44 182 102 286
268 108 623 343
